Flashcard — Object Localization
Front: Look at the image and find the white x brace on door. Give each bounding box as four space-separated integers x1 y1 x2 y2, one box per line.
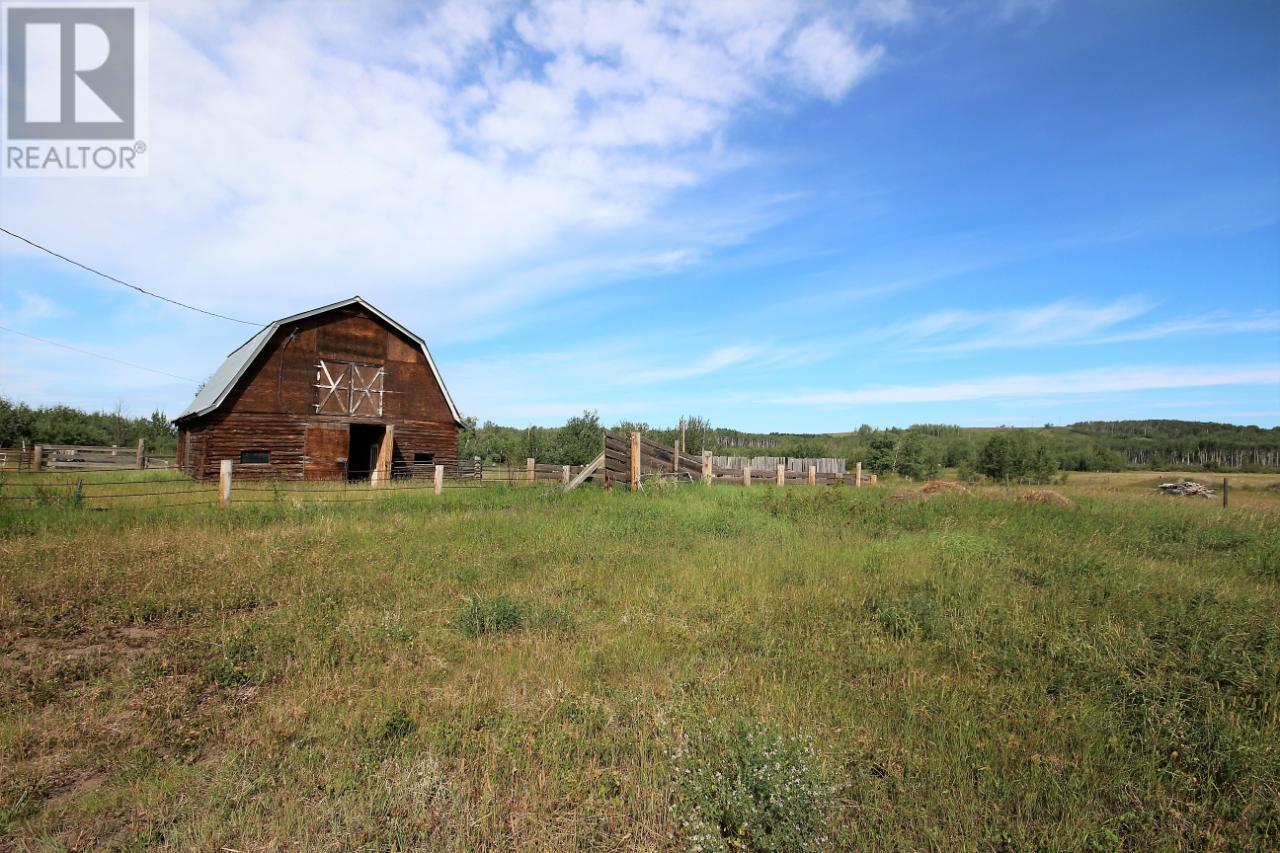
315 360 385 416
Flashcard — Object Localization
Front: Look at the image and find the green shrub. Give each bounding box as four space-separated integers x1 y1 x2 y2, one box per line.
454 595 573 637
671 717 832 852
378 709 417 743
455 595 525 636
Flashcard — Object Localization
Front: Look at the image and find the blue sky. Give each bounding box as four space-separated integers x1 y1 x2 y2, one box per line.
1 0 1277 431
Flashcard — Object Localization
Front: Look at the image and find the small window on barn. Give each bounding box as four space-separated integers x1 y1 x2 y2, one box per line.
413 452 434 465
240 450 270 465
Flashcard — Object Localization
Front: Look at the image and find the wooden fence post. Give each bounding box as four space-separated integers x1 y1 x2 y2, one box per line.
561 465 570 485
870 473 878 486
855 462 862 489
808 465 817 486
679 417 687 455
702 450 712 485
743 465 751 487
434 464 444 495
527 457 535 485
1223 477 1229 509
74 478 83 509
136 439 145 470
776 463 785 487
219 459 233 507
32 444 42 472
630 432 641 490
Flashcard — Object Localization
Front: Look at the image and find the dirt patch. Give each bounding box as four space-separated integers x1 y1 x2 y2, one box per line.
919 480 971 496
3 625 165 673
1021 490 1072 507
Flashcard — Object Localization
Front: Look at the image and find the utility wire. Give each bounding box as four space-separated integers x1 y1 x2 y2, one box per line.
0 324 198 383
0 226 264 326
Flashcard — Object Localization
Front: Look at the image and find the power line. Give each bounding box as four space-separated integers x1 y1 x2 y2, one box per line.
0 226 264 326
0 324 198 383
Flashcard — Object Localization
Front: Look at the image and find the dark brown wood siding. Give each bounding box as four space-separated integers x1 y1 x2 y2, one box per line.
177 305 460 480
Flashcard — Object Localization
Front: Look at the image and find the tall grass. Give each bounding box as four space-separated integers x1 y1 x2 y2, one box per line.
0 477 1276 849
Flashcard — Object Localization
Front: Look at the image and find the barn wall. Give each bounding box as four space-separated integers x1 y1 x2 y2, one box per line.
184 411 459 480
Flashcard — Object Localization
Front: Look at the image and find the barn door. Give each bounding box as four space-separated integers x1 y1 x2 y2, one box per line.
303 423 348 480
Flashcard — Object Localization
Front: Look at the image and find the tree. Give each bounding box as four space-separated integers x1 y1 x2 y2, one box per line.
865 435 898 475
978 433 1019 482
554 410 604 465
978 432 1058 484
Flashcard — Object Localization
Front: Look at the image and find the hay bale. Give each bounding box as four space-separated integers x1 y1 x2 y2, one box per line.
1022 489 1072 507
919 480 970 496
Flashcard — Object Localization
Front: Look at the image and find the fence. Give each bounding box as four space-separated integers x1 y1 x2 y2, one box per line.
600 432 874 490
711 455 847 474
0 437 875 512
0 454 592 512
1 442 176 472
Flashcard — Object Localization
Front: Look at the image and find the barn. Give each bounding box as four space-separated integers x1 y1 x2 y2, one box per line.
174 296 464 481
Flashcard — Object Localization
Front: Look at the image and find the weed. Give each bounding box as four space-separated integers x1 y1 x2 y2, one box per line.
670 715 833 853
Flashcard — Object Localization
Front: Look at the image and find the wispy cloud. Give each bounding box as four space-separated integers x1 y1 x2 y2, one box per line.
870 298 1280 354
774 363 1280 406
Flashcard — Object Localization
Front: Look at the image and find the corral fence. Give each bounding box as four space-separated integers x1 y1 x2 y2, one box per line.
599 431 875 490
0 441 176 471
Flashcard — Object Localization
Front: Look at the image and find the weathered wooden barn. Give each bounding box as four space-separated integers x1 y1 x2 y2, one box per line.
175 297 463 480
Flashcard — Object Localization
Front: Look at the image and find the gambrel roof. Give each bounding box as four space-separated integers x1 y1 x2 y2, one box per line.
176 296 463 425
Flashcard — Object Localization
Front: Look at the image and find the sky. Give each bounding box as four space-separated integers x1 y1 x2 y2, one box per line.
1 0 1277 432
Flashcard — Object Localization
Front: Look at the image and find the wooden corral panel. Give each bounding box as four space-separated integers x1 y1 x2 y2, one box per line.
602 432 852 489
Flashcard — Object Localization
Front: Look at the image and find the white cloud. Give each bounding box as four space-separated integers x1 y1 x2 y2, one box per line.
1 0 886 337
775 363 1280 406
785 21 883 101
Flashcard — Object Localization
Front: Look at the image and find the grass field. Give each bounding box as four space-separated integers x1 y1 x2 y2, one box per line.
1 473 1277 850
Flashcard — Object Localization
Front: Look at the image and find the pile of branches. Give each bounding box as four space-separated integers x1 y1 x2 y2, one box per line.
1156 480 1216 498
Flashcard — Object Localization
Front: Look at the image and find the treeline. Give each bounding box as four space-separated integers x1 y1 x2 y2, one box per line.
5 396 1277 477
460 414 1280 477
1069 420 1280 470
0 398 177 454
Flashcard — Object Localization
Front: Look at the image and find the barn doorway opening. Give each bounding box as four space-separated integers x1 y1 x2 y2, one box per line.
347 424 386 480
